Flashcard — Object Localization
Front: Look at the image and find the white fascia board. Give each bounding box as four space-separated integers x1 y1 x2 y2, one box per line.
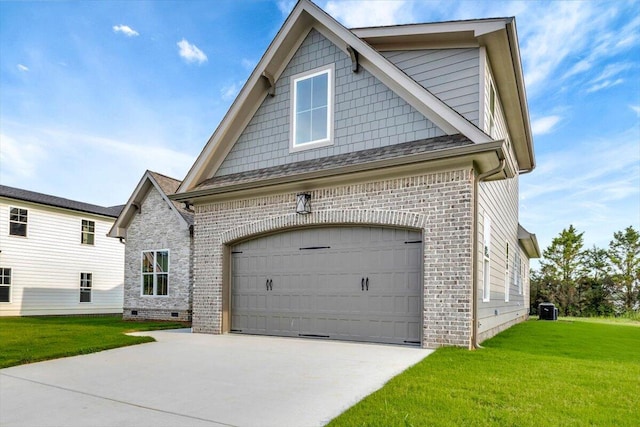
352 19 509 39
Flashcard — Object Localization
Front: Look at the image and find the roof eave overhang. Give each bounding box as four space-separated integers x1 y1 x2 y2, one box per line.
171 140 512 204
518 224 541 258
354 18 535 173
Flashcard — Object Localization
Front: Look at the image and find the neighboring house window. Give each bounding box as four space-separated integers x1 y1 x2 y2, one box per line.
80 273 92 303
290 64 334 152
483 216 491 302
81 220 95 245
142 250 169 296
505 243 510 302
9 208 28 237
0 268 11 303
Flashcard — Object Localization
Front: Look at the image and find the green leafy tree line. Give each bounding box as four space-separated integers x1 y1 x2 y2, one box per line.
530 225 640 317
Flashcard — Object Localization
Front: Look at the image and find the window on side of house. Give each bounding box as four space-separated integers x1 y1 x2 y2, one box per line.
488 81 496 138
80 273 92 303
81 220 95 245
505 243 510 302
9 207 28 237
483 216 492 302
0 268 11 303
142 250 169 296
514 251 523 295
290 64 334 152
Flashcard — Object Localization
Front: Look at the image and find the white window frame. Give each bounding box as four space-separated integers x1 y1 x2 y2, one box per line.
289 64 334 153
0 268 11 303
504 242 510 302
141 250 170 297
81 219 95 245
515 251 523 295
482 215 491 302
80 272 92 303
9 207 28 237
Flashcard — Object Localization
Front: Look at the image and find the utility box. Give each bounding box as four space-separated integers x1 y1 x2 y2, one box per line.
538 303 558 320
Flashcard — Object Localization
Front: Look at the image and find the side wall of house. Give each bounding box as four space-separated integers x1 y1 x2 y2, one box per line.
123 186 192 321
475 51 528 342
192 168 476 348
215 29 448 177
0 199 124 316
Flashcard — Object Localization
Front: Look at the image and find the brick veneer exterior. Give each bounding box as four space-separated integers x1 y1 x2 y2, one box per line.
124 187 193 322
192 168 475 348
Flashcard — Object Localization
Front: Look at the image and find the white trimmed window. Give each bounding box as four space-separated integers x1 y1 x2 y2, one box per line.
142 250 169 296
80 273 92 303
515 251 523 295
483 216 491 302
9 207 28 237
504 243 510 302
290 64 334 152
81 220 95 245
0 268 11 303
488 81 496 138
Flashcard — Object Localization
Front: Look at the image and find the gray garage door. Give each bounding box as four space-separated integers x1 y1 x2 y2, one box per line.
230 226 422 345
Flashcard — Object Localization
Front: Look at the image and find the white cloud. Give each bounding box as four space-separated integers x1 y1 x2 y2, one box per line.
220 81 244 101
531 115 561 136
112 24 139 37
277 0 297 15
17 64 29 72
241 58 256 70
0 133 47 180
630 105 640 117
323 0 414 28
177 39 207 64
587 78 624 93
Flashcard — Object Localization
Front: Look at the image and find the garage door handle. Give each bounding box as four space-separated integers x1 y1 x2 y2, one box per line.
366 277 369 291
269 279 273 291
266 279 269 291
361 278 364 291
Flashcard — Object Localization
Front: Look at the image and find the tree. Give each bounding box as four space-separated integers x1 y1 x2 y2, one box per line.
608 226 640 313
539 225 585 316
580 246 615 316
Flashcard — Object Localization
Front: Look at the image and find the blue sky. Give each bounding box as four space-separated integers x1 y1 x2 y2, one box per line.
1 0 638 256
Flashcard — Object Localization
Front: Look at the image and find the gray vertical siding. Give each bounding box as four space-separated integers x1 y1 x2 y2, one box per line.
382 49 480 126
215 29 446 177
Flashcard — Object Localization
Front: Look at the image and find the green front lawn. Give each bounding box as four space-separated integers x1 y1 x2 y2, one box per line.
0 315 186 368
329 319 640 427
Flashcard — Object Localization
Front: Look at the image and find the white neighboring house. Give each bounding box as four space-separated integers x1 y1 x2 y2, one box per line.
0 185 125 316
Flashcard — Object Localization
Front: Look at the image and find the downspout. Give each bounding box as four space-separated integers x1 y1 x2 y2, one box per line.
471 158 506 349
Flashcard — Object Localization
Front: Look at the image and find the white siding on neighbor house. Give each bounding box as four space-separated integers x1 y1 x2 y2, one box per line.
0 198 124 316
382 48 480 126
214 29 446 177
474 52 530 341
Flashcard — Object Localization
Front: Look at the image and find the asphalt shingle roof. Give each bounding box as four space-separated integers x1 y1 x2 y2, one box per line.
0 185 124 218
196 134 473 191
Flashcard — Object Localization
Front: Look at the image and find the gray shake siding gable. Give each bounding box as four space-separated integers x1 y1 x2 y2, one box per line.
124 186 192 321
192 169 475 348
215 29 446 177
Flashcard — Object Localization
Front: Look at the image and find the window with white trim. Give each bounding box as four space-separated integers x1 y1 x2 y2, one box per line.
142 250 169 296
483 216 491 302
290 65 334 151
0 268 11 303
81 220 95 245
80 273 92 303
488 81 496 138
504 243 510 302
515 251 523 295
9 207 28 237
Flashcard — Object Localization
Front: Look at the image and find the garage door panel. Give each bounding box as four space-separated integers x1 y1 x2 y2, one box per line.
231 226 422 345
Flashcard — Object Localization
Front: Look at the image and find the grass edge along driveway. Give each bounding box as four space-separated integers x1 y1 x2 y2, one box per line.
0 315 186 368
328 318 640 427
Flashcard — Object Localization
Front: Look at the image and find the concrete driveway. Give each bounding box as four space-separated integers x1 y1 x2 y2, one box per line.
0 329 432 427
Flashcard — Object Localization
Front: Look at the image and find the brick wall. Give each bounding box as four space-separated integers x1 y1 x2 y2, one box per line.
124 186 192 321
193 168 475 348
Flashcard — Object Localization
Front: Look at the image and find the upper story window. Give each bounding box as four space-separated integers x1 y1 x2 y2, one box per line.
9 208 28 237
0 268 11 303
81 220 95 245
488 81 496 138
290 64 334 152
142 250 169 296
